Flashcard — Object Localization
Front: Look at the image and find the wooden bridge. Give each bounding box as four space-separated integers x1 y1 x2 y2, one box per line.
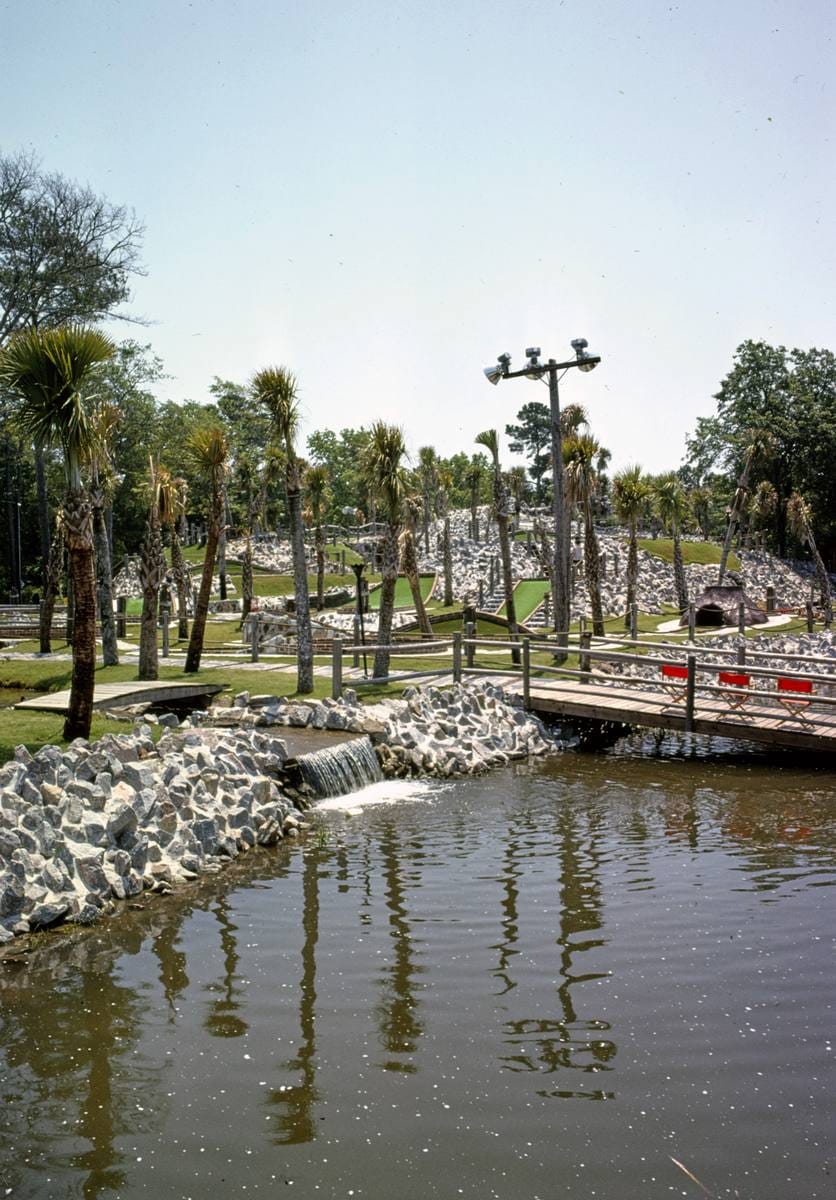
327 631 836 755
15 680 223 715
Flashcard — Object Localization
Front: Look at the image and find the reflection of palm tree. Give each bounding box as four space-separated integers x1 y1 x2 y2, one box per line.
204 897 249 1040
375 822 424 1071
151 915 190 1018
500 803 615 1098
492 819 523 996
269 846 321 1144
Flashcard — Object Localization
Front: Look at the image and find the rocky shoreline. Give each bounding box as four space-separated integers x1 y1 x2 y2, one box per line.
0 682 557 945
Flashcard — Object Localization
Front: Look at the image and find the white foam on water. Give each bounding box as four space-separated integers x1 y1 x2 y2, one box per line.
315 777 444 813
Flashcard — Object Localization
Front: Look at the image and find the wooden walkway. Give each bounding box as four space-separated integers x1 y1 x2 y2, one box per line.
15 680 223 715
526 679 836 754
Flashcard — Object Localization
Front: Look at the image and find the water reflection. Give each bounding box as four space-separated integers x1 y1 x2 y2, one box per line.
204 897 249 1038
0 923 165 1198
375 821 424 1071
500 800 616 1100
268 845 321 1143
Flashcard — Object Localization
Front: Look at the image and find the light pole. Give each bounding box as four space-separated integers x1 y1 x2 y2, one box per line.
483 338 601 656
351 560 368 677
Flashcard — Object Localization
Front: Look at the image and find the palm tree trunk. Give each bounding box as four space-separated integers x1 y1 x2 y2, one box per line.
92 486 118 666
62 489 97 741
241 531 253 625
805 519 833 623
443 516 454 607
170 530 190 640
39 523 64 654
287 478 314 694
672 530 688 612
497 512 520 663
624 520 638 630
315 523 325 611
184 524 220 674
35 447 50 568
138 513 162 680
373 524 400 679
583 512 605 637
400 528 432 637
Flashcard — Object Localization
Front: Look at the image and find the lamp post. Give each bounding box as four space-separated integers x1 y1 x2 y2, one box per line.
483 338 601 656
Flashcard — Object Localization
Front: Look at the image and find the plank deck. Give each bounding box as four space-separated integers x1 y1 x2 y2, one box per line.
15 681 223 715
525 679 836 753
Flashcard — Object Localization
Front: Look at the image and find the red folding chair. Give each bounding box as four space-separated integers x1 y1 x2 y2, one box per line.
776 676 814 727
659 663 688 705
718 670 750 712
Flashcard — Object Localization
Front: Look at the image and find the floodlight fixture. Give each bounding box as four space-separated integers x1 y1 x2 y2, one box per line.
483 365 503 385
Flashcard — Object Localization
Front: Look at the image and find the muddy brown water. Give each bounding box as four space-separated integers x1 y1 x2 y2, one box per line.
0 732 833 1199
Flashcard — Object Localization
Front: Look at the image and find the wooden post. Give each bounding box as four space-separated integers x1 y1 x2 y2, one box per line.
685 654 696 732
331 638 343 700
630 602 638 641
806 601 814 633
465 621 475 669
116 595 127 639
736 640 746 667
688 602 696 641
161 606 170 658
737 602 746 635
579 613 586 637
543 591 550 629
478 579 484 609
522 637 531 709
766 585 775 614
250 613 260 662
579 630 591 684
452 631 462 683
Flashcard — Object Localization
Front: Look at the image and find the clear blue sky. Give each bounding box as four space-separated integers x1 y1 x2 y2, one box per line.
3 0 834 474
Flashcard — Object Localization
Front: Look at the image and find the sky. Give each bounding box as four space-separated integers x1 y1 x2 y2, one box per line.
2 0 834 475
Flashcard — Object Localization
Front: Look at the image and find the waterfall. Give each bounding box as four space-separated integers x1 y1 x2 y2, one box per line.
296 736 383 799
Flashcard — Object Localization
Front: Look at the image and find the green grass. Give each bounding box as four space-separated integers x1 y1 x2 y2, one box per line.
638 538 740 571
496 579 550 622
366 576 434 610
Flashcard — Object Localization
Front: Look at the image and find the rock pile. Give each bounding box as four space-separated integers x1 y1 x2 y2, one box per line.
0 683 559 943
418 508 541 604
206 681 556 778
0 725 302 944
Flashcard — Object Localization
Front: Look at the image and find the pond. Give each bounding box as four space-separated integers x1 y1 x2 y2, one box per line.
0 740 833 1199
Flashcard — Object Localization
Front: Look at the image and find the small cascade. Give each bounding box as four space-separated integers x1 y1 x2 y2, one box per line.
295 736 383 799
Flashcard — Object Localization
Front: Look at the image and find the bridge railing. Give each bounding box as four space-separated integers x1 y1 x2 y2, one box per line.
328 629 836 732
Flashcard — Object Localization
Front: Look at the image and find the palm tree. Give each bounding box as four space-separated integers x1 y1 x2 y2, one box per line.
400 495 433 636
417 446 438 554
564 433 605 636
438 467 455 607
159 471 190 639
787 493 832 623
690 486 713 540
475 429 520 661
305 464 328 612
184 424 229 674
464 460 484 540
749 480 777 552
718 428 773 584
39 518 65 655
252 367 313 693
613 465 649 630
87 398 120 665
654 473 689 613
138 457 165 680
364 422 408 678
0 325 115 739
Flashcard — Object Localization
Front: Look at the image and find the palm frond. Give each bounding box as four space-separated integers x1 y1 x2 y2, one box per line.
363 421 408 521
251 366 300 455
